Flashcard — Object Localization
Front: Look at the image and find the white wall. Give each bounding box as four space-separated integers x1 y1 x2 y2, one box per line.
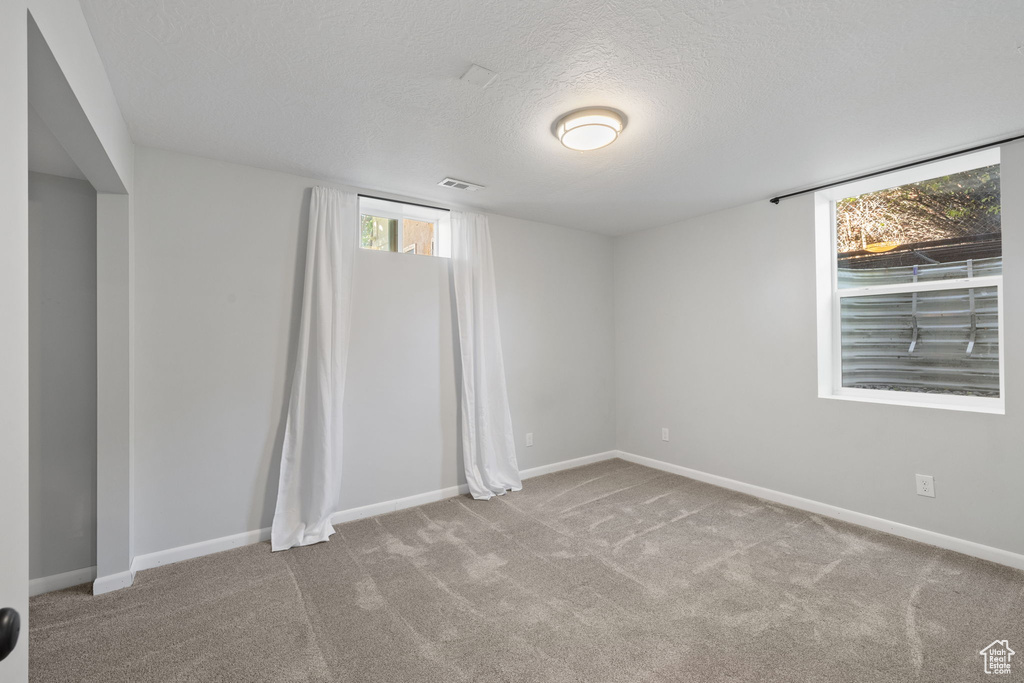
24 0 136 593
489 214 616 461
28 0 133 194
29 172 98 580
0 3 31 680
614 140 1024 557
131 146 616 557
1 0 130 676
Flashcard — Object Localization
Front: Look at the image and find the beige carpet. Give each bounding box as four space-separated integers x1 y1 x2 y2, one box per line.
30 459 1024 682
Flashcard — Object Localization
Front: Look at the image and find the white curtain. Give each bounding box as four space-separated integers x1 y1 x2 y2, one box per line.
271 187 357 551
451 211 522 500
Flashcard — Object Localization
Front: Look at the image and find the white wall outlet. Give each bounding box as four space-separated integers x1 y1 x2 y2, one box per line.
915 474 935 498
526 432 534 447
661 428 669 442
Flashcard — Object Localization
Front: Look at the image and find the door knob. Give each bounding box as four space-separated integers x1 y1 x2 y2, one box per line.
0 608 20 663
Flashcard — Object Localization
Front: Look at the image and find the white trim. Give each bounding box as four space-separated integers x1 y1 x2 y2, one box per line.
519 450 618 478
825 386 1004 414
92 569 134 595
330 484 470 525
126 450 620 579
29 566 97 597
77 449 1024 594
616 450 1024 571
815 149 1005 414
327 451 622 524
815 191 834 401
131 527 271 573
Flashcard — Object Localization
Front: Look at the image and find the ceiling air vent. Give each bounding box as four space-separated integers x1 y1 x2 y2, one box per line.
460 64 498 89
438 177 484 191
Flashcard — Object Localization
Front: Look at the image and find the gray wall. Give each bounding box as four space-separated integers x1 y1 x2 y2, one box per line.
132 147 616 557
613 140 1024 556
0 8 29 676
29 171 97 579
489 213 616 464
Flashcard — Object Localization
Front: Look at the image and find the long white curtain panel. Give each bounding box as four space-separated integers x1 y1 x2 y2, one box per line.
451 211 522 499
271 187 356 551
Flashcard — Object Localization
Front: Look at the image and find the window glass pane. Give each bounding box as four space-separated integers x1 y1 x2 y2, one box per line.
840 286 999 397
401 218 434 256
361 214 397 251
358 197 450 258
836 165 1001 288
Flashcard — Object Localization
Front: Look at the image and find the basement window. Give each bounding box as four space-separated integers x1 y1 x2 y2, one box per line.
814 148 1003 413
359 196 451 257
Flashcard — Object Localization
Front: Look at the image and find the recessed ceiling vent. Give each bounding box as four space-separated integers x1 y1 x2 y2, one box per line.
438 177 484 191
460 64 498 89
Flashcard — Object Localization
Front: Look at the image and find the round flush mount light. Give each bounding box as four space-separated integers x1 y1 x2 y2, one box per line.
554 107 626 151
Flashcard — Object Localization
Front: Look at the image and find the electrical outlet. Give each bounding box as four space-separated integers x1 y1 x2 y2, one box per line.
661 428 669 442
526 432 534 447
915 474 935 498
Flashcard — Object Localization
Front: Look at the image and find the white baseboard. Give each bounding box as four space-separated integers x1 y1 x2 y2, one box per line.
519 450 618 478
93 568 135 595
617 450 1024 571
92 448 1024 595
132 527 271 574
328 450 619 524
30 566 97 597
124 449 620 585
329 483 470 525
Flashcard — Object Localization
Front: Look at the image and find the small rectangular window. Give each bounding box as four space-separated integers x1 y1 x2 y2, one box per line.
815 148 1003 413
358 197 450 257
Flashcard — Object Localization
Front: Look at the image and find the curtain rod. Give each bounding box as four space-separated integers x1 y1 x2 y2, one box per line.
769 132 1024 205
358 193 451 213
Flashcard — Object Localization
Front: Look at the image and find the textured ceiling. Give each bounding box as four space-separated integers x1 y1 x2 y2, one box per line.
80 0 1024 235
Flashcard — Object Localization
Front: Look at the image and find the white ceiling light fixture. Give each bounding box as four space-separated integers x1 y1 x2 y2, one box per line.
554 107 626 151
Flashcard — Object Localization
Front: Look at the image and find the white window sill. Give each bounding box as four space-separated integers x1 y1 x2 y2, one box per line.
819 390 1004 415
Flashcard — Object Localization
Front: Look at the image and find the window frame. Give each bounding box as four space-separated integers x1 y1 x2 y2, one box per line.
358 196 451 258
814 148 1004 414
